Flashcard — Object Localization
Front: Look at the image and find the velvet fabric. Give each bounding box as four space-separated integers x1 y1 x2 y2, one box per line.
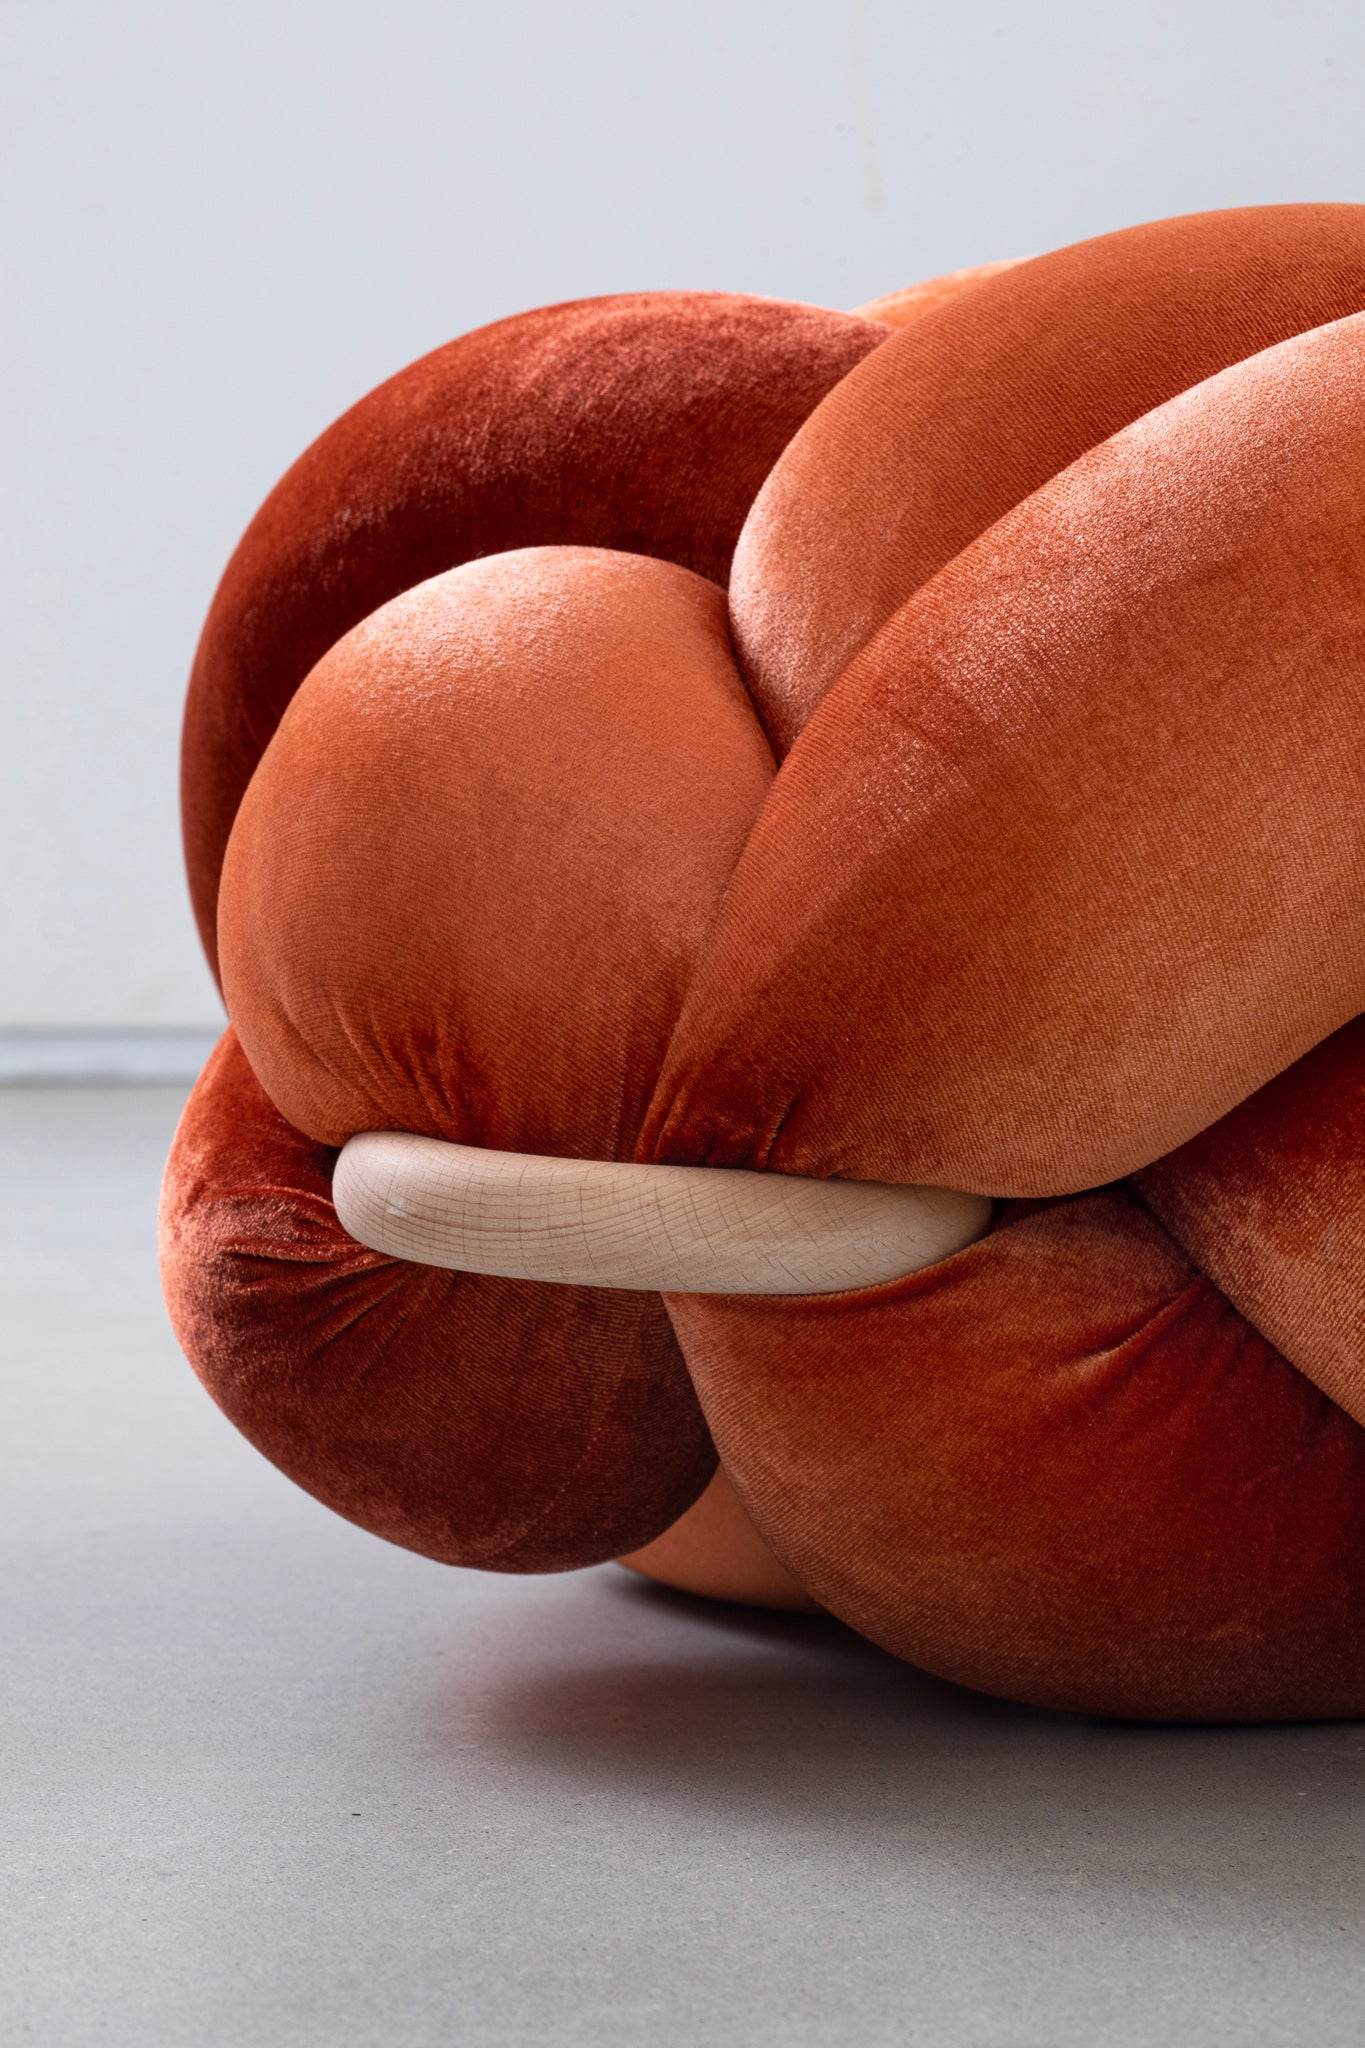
667 1194 1365 1721
646 313 1365 1196
853 258 1022 327
162 213 1365 1720
162 1032 714 1567
217 550 774 1156
734 202 1365 751
182 291 883 982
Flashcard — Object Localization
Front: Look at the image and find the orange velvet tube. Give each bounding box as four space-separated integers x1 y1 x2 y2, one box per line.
183 292 884 981
646 314 1365 1195
667 1191 1365 1721
735 204 1365 751
161 1032 715 1569
1136 1015 1365 1430
218 548 774 1154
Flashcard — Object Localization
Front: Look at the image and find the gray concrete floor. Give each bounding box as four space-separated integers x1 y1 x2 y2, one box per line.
4 1085 1365 2048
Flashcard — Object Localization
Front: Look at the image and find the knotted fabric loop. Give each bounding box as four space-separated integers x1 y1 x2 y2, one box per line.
160 208 1365 1721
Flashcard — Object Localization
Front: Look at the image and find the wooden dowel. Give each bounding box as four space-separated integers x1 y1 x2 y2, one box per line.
333 1131 991 1295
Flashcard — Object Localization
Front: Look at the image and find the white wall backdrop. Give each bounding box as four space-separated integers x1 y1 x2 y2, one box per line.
4 0 1365 1027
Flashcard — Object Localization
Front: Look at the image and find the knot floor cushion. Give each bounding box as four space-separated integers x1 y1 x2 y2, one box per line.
161 204 1365 1722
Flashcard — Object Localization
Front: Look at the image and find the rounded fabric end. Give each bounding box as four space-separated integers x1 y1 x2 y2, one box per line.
217 546 774 1156
159 1032 718 1572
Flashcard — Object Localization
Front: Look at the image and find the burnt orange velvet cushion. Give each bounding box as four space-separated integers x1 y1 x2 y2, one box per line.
162 212 1365 1720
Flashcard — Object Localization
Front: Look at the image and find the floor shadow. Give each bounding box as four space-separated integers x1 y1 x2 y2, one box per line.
444 1572 1365 1918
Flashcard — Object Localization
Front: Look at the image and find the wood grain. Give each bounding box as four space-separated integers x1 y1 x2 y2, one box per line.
333 1131 991 1296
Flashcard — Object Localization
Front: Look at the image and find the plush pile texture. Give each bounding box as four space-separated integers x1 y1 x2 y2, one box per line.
161 207 1365 1720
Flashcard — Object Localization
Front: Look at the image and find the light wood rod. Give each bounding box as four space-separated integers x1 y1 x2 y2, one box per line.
333 1131 991 1295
